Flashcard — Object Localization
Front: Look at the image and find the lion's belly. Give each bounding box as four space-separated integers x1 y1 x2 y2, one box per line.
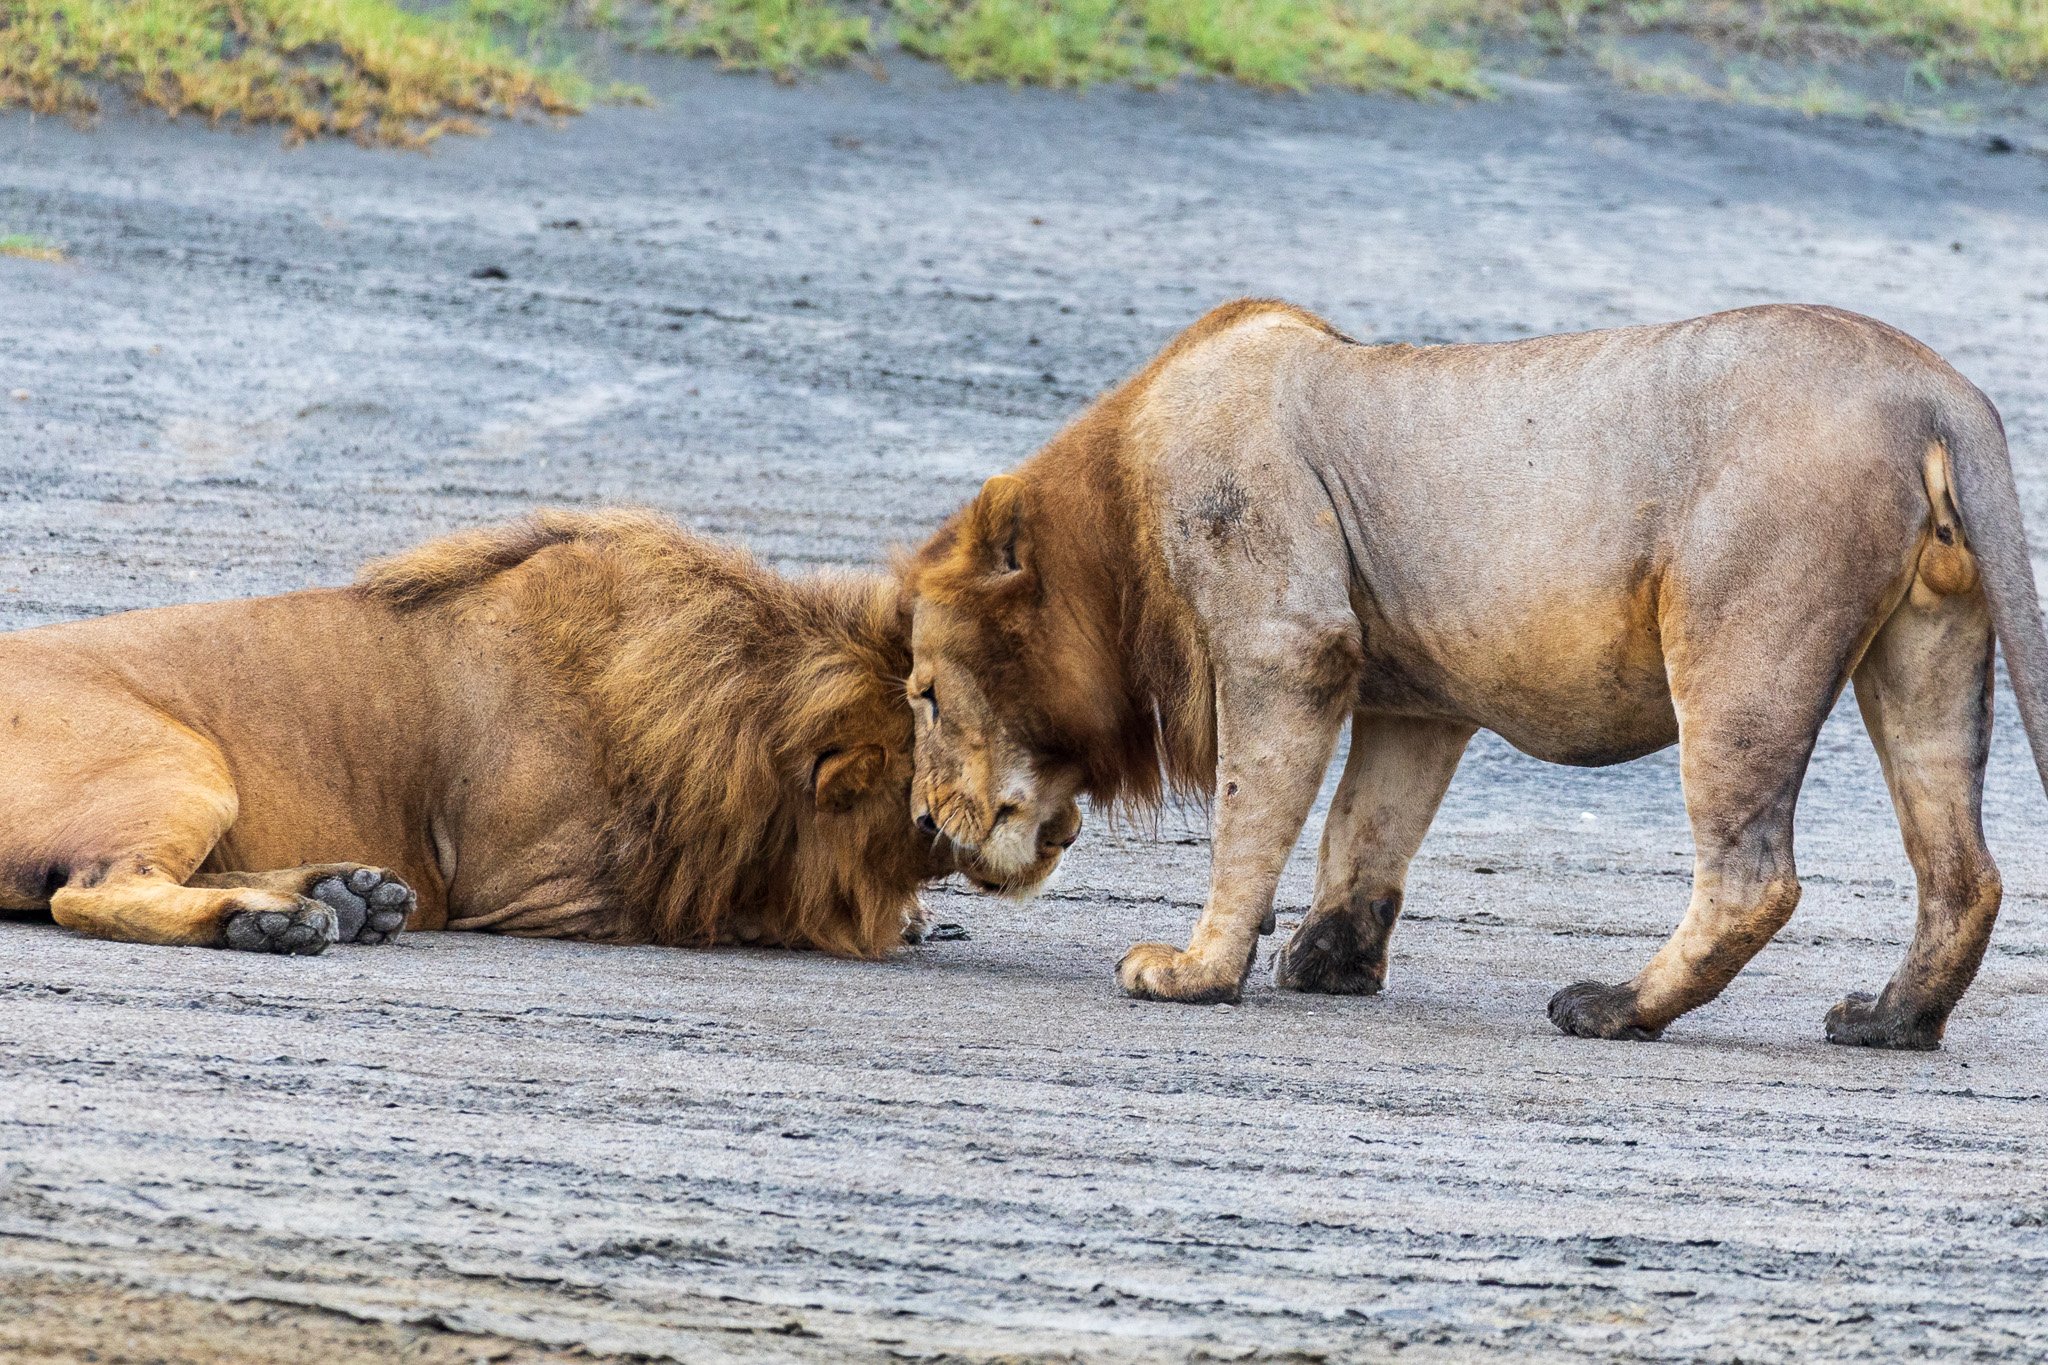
1353 583 1680 767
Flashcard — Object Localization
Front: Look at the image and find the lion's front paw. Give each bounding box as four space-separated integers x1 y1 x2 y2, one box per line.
1548 980 1662 1041
1116 942 1244 1005
222 900 339 956
1275 906 1393 996
1824 991 1942 1050
308 866 415 945
902 898 931 945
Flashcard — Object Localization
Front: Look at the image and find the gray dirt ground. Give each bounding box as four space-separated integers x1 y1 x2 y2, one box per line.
3 58 2047 1363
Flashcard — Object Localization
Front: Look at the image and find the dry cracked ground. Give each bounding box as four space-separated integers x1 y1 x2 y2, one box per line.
2 57 2046 1363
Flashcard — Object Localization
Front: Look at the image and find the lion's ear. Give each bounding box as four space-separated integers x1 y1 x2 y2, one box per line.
813 744 888 813
962 474 1029 578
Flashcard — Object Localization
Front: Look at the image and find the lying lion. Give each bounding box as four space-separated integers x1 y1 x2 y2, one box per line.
0 510 1076 957
902 300 2048 1049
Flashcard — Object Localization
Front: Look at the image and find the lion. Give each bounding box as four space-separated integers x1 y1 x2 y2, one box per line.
901 300 2048 1049
0 509 1078 958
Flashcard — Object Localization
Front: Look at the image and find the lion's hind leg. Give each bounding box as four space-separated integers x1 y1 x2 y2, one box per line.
1546 663 1824 1041
52 875 338 954
1828 582 2001 1050
2 700 337 955
191 865 416 945
1548 594 1869 1041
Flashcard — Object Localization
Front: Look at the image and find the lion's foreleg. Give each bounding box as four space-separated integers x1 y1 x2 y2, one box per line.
1117 621 1359 1005
1277 715 1474 996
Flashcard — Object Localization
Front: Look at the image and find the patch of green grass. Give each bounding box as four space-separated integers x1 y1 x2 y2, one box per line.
1594 41 1966 121
1565 0 2048 84
895 0 1157 85
0 0 584 146
1769 0 2048 80
893 0 1491 94
3 0 2043 147
0 232 63 261
650 0 874 79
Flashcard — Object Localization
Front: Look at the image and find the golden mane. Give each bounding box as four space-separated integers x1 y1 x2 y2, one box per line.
905 301 1342 814
363 509 929 958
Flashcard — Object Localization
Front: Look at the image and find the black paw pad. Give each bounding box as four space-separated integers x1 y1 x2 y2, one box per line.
222 903 338 956
1548 981 1661 1041
309 867 415 945
1824 991 1943 1050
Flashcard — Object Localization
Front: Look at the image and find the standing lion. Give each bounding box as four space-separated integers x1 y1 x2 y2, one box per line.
901 300 2048 1049
0 510 1076 957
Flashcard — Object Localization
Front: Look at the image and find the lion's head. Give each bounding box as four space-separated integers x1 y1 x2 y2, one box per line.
903 364 1228 874
760 581 1082 942
903 462 1204 885
364 510 1079 957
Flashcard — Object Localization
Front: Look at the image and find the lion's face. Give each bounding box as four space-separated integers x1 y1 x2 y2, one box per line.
810 674 1078 904
904 476 1102 891
948 778 1082 899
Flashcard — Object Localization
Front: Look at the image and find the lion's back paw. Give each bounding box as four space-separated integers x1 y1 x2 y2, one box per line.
308 866 416 945
1824 991 1942 1050
222 901 338 955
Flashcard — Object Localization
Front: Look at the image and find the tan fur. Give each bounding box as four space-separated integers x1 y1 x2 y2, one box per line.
0 510 1072 959
905 301 2048 1047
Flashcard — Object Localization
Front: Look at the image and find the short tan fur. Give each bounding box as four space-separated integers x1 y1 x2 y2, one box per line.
905 301 2048 1049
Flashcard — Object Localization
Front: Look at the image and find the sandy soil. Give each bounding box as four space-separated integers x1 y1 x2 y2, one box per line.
2 59 2046 1362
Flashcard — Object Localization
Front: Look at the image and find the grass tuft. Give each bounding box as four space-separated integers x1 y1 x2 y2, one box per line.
1749 0 2048 81
0 232 64 261
651 0 874 79
1565 0 2048 84
0 0 585 147
893 0 1490 94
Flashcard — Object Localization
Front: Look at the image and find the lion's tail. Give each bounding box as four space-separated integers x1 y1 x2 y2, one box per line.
359 508 665 609
1939 384 2048 800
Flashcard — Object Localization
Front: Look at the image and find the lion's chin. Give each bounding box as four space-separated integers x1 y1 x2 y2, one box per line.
963 861 1060 901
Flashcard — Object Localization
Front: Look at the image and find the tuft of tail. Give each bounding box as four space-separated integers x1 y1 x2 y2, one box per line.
1939 388 2048 798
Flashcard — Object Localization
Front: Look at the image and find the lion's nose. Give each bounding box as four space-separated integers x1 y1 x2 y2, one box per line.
916 812 939 836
